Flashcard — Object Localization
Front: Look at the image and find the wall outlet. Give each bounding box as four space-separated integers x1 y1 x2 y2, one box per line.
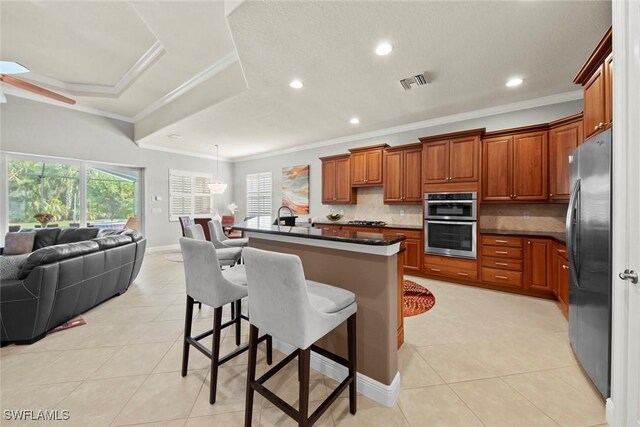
400 209 405 216
154 196 162 201
152 207 162 214
523 211 530 220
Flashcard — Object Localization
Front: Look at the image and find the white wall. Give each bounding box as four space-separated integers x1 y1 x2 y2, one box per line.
0 96 234 248
233 100 583 223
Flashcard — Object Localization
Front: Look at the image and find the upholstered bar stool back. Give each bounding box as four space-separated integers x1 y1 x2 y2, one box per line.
209 220 248 248
184 224 206 241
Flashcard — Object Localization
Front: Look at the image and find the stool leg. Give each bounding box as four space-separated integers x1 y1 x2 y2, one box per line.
245 324 259 427
266 335 273 365
234 299 241 346
347 313 357 415
209 307 223 404
181 295 195 377
298 348 310 427
230 302 235 321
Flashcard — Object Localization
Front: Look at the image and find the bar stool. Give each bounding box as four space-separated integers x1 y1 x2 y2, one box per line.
184 224 241 267
243 247 357 427
179 238 272 404
209 220 249 248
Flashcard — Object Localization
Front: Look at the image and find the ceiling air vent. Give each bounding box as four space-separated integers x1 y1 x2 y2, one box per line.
400 72 430 91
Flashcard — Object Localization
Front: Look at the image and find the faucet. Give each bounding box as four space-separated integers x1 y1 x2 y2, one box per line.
277 205 295 226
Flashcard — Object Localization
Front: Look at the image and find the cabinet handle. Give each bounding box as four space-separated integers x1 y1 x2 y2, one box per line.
562 265 570 270
430 268 441 272
495 262 509 266
495 239 508 243
550 193 554 197
495 251 508 254
457 272 469 276
594 125 599 131
527 241 531 245
496 275 509 280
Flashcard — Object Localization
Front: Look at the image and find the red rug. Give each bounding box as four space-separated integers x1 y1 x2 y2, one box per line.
403 280 436 317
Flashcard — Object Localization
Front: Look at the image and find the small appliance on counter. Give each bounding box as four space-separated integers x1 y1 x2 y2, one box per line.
424 192 477 259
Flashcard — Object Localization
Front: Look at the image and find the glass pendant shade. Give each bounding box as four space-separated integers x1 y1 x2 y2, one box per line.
209 144 226 194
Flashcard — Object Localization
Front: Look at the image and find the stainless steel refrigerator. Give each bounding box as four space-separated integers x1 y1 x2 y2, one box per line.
566 127 612 399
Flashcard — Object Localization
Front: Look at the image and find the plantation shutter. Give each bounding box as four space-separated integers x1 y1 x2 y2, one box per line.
169 170 212 220
246 172 272 216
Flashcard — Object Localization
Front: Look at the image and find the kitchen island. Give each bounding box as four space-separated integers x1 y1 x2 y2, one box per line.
233 217 405 406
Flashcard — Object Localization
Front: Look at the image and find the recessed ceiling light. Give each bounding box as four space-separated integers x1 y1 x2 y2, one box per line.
350 117 360 125
289 80 303 89
506 77 524 87
375 43 393 56
167 134 182 140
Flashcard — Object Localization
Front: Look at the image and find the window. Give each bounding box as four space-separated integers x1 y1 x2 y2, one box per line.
6 155 143 232
246 172 272 216
169 169 212 221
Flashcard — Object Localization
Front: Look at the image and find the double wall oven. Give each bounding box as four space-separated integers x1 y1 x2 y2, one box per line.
424 192 477 259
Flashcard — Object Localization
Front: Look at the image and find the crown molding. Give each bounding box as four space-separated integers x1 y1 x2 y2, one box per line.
137 142 232 162
2 87 135 123
23 41 166 97
133 50 240 122
233 90 582 162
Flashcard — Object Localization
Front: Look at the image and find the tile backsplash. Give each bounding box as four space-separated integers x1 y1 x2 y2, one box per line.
316 187 423 225
480 203 568 233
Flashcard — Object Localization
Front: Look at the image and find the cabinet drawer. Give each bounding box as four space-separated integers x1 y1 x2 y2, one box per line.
481 245 523 259
385 228 422 240
424 264 478 281
481 235 523 247
481 267 522 288
482 256 522 271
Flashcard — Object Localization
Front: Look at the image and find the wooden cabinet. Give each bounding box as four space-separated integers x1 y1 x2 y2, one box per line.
482 126 548 202
385 228 422 272
549 114 583 201
554 243 570 315
383 144 422 204
424 254 478 281
349 144 388 186
420 129 483 185
320 154 356 204
314 224 341 232
480 235 523 288
523 238 553 293
574 28 612 139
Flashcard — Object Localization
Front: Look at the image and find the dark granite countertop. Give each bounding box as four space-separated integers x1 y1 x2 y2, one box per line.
481 229 566 244
234 217 406 246
311 220 423 231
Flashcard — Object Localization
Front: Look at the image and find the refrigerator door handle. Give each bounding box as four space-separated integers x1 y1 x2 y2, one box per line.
566 179 581 286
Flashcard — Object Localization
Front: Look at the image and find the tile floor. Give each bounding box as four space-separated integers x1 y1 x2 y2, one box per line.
0 251 607 426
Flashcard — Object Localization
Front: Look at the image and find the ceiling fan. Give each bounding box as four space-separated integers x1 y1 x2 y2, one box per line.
0 61 75 105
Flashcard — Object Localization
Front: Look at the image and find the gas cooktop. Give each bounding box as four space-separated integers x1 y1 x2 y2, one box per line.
347 220 387 227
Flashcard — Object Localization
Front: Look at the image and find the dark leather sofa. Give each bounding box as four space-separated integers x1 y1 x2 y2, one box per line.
0 227 146 345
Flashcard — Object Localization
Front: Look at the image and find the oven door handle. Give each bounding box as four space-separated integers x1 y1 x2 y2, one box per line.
425 200 476 204
426 220 476 225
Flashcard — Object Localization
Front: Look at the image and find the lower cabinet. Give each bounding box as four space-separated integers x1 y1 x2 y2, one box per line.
424 255 478 281
554 243 570 315
523 238 553 293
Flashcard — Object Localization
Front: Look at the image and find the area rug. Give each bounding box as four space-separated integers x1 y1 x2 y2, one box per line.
51 316 86 333
403 280 436 317
164 252 184 263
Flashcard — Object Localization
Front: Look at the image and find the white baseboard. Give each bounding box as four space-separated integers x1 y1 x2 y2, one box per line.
605 398 614 426
271 338 401 407
147 244 180 253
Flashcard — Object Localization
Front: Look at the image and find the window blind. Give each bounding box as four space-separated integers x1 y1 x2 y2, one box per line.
246 172 272 216
169 170 213 221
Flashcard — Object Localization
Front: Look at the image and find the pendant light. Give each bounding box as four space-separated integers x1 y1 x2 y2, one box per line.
208 144 227 194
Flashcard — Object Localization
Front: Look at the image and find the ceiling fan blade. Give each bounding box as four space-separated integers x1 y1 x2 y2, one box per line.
0 74 75 105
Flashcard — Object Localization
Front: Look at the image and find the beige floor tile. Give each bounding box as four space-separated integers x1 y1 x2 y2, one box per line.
549 365 606 403
397 346 444 389
112 370 207 426
90 342 173 379
76 323 154 348
503 370 606 426
153 340 212 373
450 377 558 427
128 320 185 344
119 418 186 427
416 344 495 383
0 351 64 387
331 397 409 427
260 403 334 426
186 411 257 427
49 375 146 426
14 324 97 353
397 385 484 427
0 382 81 413
83 305 168 324
260 363 329 409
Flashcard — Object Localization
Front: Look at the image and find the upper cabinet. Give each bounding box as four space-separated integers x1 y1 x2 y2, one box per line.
482 125 549 202
420 129 484 186
549 114 583 201
349 144 388 186
574 27 612 140
320 154 356 204
383 143 422 204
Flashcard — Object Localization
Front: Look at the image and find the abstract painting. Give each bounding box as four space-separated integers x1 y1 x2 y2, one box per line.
282 165 309 214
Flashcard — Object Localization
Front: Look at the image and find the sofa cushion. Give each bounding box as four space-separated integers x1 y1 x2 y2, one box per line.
92 235 132 250
33 228 61 250
97 229 144 241
20 241 100 279
3 232 36 255
57 228 99 244
0 254 30 279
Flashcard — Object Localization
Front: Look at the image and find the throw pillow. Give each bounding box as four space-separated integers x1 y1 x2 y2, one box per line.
0 254 30 279
33 228 61 250
3 232 36 255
